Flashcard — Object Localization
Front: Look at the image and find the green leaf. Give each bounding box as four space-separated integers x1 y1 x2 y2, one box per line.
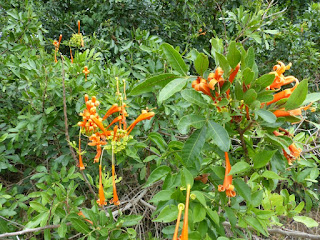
144 166 171 187
225 207 237 227
181 126 207 167
24 212 50 229
154 205 179 222
215 52 230 74
122 215 143 227
177 114 206 134
253 150 276 169
285 79 308 110
0 133 8 142
228 161 250 175
161 43 188 75
242 68 255 85
254 74 275 88
191 191 207 207
158 77 188 103
206 208 219 225
293 216 319 228
194 53 209 76
181 89 208 108
193 203 206 223
245 216 268 236
130 74 178 95
243 89 257 105
261 170 284 180
256 109 276 123
244 47 255 69
149 190 174 203
302 92 320 105
148 132 167 152
207 120 230 152
69 218 90 234
181 167 194 188
58 222 67 238
29 201 49 212
233 179 251 203
227 41 241 68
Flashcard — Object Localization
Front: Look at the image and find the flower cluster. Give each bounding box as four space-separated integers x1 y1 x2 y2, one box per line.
78 84 155 206
52 34 62 63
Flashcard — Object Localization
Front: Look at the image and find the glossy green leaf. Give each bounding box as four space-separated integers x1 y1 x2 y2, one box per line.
254 74 275 88
30 201 49 212
243 89 257 105
158 77 188 103
253 150 276 169
302 92 320 105
0 133 8 143
233 179 251 203
244 47 255 69
161 43 188 75
227 41 241 68
148 132 167 152
149 190 174 203
181 89 208 108
154 204 179 222
293 216 319 228
285 79 308 110
193 203 206 223
122 215 143 227
206 208 219 225
215 52 230 74
228 161 250 175
130 74 177 95
144 166 171 187
242 68 255 85
181 126 207 166
58 222 67 238
181 167 194 188
177 114 206 134
256 109 276 123
69 218 90 234
207 120 230 152
262 170 284 180
194 53 209 76
245 216 268 236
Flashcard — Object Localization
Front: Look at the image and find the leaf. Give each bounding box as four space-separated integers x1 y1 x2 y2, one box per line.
302 92 320 105
215 52 230 74
0 133 8 142
191 191 207 207
144 166 171 187
242 68 255 85
154 205 179 222
243 89 257 105
58 223 67 238
158 77 189 103
262 170 284 180
193 203 206 223
227 41 241 68
253 150 276 169
254 74 275 88
181 126 207 167
122 215 143 227
29 201 49 212
207 120 230 152
130 74 178 95
177 114 206 134
256 109 276 123
285 79 308 110
69 218 90 234
206 208 219 225
245 216 268 236
244 47 255 69
194 53 209 76
293 216 319 228
149 190 174 203
161 43 188 75
228 161 250 175
181 167 194 188
233 179 251 203
148 132 167 152
181 89 208 108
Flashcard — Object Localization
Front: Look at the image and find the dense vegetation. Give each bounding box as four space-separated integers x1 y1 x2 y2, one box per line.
0 0 319 239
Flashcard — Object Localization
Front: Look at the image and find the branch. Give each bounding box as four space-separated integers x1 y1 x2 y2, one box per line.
60 54 96 197
223 221 320 239
0 223 71 238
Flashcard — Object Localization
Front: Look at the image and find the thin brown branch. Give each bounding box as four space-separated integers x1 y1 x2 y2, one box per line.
60 53 96 197
0 223 71 238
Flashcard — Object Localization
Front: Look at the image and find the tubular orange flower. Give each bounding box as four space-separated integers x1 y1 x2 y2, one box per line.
102 104 121 120
106 115 123 129
218 152 236 198
78 211 93 225
83 66 90 81
78 133 85 170
90 115 111 136
111 164 120 206
172 203 185 240
180 184 191 240
70 48 73 63
267 83 298 105
126 111 155 135
273 103 312 118
78 20 80 34
229 64 240 84
97 165 107 206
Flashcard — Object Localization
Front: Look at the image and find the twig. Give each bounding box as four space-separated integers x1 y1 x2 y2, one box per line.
223 221 320 239
302 145 320 153
139 199 156 211
145 147 161 157
0 223 71 238
0 216 24 228
60 53 96 197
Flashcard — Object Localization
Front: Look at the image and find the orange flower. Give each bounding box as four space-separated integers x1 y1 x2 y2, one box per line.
78 133 85 170
126 110 155 135
267 82 298 105
218 152 236 198
180 184 191 240
110 164 120 206
102 104 121 120
172 203 184 240
268 61 293 90
83 66 90 81
78 211 93 225
283 143 302 165
273 103 312 118
97 165 107 206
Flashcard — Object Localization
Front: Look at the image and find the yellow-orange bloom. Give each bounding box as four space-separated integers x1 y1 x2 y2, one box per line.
78 211 93 225
180 184 191 240
126 111 155 135
218 152 236 198
267 82 298 105
110 164 120 206
102 104 121 120
172 203 184 240
273 103 312 118
97 165 107 206
78 134 85 170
